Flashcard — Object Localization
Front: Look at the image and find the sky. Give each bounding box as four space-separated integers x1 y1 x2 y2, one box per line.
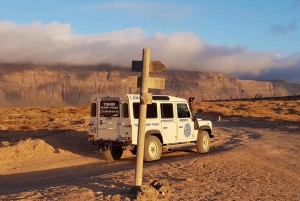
0 0 300 83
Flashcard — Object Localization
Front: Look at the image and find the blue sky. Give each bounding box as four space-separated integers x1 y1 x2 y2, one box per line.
0 0 300 82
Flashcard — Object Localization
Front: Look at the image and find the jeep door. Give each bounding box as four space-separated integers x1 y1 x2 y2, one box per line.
97 97 122 140
160 103 177 143
176 103 195 141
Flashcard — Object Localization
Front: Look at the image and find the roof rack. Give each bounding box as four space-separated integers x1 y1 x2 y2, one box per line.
152 96 170 100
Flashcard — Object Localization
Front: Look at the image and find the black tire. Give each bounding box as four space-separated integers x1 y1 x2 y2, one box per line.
130 146 137 155
103 146 123 162
144 135 162 162
196 130 210 153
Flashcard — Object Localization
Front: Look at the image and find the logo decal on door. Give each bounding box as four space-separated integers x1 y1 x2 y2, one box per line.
184 123 191 137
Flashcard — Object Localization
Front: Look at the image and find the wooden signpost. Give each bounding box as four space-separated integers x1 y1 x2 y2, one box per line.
122 48 167 187
121 76 165 89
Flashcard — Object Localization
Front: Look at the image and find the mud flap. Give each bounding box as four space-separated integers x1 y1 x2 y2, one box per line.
193 117 199 130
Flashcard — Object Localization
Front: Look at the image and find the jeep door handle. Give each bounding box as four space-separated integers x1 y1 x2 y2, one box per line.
179 126 183 128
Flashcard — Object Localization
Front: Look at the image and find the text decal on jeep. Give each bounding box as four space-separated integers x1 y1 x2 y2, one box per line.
100 100 120 117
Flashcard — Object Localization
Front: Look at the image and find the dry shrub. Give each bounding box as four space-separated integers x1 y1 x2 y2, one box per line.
136 180 172 201
0 106 90 131
1 99 299 132
136 185 159 201
195 100 300 122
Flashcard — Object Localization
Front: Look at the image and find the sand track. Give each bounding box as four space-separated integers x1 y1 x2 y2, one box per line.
1 114 300 200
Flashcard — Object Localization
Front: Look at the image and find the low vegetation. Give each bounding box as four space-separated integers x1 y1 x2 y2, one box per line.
0 99 299 132
195 100 300 122
0 106 89 131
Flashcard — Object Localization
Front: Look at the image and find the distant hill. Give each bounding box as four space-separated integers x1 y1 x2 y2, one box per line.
1 63 300 107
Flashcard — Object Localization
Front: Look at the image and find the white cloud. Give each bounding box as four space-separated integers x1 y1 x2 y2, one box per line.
0 21 300 80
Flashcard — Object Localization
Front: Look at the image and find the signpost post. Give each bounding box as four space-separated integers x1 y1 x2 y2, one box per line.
122 48 167 187
135 48 150 187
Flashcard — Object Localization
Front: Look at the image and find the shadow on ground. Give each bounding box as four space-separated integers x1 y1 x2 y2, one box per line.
0 137 238 196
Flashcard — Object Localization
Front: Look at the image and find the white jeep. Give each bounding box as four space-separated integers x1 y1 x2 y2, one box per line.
88 94 213 162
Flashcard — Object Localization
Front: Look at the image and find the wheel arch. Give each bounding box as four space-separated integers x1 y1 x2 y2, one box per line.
145 130 164 144
198 126 214 138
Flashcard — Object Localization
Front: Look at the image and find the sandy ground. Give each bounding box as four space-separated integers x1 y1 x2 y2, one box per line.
1 113 300 200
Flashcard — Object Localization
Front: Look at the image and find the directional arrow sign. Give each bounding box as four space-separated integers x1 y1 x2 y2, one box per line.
147 77 165 89
132 60 168 72
122 76 140 88
122 76 165 89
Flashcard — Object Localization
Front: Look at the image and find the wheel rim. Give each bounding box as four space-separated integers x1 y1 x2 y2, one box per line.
149 141 159 158
203 135 209 150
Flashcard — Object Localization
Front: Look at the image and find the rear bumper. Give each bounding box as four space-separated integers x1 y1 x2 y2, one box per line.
89 138 132 146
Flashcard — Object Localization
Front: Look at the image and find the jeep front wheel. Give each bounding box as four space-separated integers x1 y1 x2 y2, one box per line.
196 130 210 153
144 136 162 162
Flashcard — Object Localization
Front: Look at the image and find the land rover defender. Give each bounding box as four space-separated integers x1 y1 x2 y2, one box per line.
88 94 213 162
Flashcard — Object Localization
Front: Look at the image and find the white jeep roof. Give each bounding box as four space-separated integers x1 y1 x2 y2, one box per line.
91 94 187 102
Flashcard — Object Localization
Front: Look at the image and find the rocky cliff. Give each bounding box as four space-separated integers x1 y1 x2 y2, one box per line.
1 63 300 107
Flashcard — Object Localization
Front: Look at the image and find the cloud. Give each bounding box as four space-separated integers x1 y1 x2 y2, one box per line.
1 21 300 82
238 54 300 83
269 20 298 35
236 53 300 83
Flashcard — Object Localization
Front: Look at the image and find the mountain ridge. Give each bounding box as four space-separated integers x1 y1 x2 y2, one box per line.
0 63 300 107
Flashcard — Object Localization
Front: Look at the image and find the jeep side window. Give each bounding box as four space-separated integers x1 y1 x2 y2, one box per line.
90 103 96 117
122 103 129 118
177 103 191 118
161 103 174 118
133 103 157 119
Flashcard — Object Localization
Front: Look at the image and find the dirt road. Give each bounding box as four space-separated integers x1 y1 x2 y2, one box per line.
1 114 300 200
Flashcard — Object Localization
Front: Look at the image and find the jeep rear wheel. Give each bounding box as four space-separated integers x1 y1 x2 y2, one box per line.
103 146 123 162
144 136 162 162
196 130 210 153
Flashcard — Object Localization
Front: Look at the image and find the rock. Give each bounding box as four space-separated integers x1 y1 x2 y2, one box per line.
150 180 173 196
1 141 11 147
186 178 192 182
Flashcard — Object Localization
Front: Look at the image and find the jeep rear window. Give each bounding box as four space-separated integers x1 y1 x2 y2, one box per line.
133 103 157 119
90 103 96 117
100 101 120 117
